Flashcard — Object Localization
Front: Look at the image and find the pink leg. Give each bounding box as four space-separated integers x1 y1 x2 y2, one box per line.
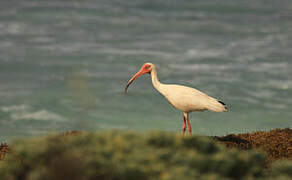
182 115 186 134
183 112 191 135
187 118 192 135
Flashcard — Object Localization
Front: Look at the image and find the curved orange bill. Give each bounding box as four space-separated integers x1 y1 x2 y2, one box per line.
124 68 146 95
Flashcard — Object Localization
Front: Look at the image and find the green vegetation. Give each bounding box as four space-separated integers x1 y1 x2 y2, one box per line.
0 131 291 180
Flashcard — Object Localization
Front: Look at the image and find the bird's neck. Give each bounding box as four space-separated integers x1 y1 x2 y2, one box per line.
150 66 163 91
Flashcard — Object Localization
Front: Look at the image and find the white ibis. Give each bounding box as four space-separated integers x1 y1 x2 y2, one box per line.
124 63 227 135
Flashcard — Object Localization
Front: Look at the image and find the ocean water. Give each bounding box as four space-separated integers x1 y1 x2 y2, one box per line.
0 0 292 140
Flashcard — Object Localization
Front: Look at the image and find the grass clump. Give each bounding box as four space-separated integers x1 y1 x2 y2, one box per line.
0 131 290 180
267 160 292 180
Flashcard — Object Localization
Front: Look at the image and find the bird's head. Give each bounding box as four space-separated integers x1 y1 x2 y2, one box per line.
124 63 154 94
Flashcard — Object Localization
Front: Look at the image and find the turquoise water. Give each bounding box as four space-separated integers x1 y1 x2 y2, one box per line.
0 0 292 139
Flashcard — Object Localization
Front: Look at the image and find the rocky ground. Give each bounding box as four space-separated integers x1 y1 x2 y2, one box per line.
215 128 292 166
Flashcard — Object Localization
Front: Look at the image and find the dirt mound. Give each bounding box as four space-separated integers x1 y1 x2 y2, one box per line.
215 128 292 165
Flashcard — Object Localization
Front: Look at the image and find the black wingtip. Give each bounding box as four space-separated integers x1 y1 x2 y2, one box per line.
218 100 228 110
218 100 226 106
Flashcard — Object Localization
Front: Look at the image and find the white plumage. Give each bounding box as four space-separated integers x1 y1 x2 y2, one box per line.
158 84 227 113
125 63 227 135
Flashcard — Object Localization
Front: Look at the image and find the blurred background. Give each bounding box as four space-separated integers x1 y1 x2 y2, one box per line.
0 0 291 139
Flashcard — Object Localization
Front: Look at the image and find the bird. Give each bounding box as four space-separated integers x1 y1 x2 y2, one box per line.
124 63 227 135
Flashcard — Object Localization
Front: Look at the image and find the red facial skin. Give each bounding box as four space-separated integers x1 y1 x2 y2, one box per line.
124 64 151 94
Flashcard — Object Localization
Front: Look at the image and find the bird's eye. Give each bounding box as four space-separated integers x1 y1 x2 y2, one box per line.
144 65 150 69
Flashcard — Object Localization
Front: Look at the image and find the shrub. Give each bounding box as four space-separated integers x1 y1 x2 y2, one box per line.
267 160 292 180
0 131 289 180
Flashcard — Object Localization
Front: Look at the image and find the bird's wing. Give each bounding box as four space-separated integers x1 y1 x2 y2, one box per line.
161 84 226 112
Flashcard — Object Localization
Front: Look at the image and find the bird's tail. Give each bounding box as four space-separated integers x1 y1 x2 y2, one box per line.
206 97 228 112
217 100 228 111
